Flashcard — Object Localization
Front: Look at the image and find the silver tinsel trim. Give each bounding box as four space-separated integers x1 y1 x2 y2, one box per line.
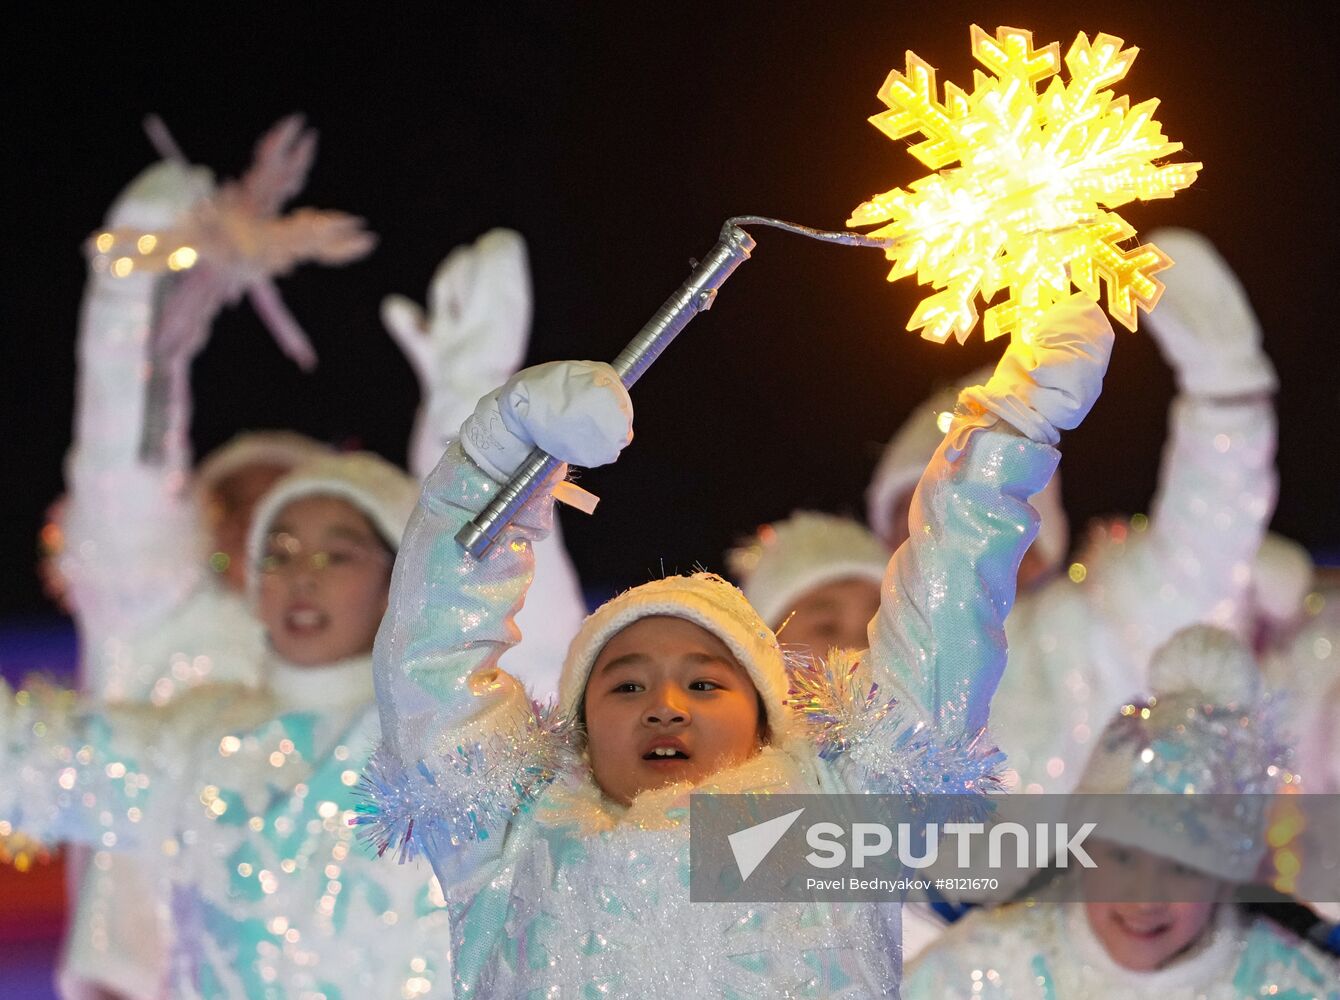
353 700 579 862
785 650 1005 797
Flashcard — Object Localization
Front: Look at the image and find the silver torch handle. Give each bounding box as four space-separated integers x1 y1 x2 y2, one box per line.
455 223 758 557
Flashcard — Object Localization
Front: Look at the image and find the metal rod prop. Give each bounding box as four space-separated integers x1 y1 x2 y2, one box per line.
455 223 758 557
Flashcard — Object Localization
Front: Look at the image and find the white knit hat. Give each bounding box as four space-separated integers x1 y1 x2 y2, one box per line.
727 511 888 629
866 368 1068 572
1073 625 1277 883
245 452 419 598
195 430 334 499
557 573 794 742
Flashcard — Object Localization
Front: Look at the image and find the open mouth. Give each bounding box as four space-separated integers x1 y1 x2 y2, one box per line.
1113 912 1171 939
642 742 691 762
285 606 330 634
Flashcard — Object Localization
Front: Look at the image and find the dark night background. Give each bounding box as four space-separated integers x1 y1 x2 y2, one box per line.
2 1 1337 623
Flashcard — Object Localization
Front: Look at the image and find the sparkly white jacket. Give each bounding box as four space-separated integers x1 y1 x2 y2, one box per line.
58 210 269 999
0 656 452 999
904 899 1339 999
989 393 1277 793
367 425 1058 999
62 211 268 697
56 189 588 995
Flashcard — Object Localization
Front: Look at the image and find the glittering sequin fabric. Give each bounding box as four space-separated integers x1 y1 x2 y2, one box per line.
988 395 1276 794
367 430 1058 997
905 900 1340 998
0 669 451 998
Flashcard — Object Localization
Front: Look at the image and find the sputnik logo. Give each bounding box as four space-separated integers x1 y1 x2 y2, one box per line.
728 808 805 881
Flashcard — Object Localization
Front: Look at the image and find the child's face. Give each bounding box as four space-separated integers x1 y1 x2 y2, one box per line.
776 577 881 655
1081 840 1223 971
257 496 391 666
583 616 764 806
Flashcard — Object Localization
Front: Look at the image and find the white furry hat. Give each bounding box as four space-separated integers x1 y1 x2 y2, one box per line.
1074 625 1277 883
557 573 794 742
867 369 1068 571
195 430 333 499
728 511 888 629
245 452 418 598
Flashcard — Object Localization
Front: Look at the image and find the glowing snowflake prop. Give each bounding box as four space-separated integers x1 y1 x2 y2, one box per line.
849 25 1201 344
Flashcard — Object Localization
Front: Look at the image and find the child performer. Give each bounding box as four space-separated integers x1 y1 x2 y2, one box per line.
2 452 463 997
727 511 963 962
361 294 1114 995
57 123 360 999
866 228 1278 794
55 121 576 995
904 625 1340 998
727 511 888 655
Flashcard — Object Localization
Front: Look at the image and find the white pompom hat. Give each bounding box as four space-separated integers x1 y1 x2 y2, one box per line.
867 368 1068 572
245 452 419 600
195 430 334 500
728 511 888 629
557 573 794 742
1074 625 1277 883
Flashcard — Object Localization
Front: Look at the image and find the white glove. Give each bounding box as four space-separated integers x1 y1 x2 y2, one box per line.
961 294 1114 445
1143 228 1277 397
103 160 214 235
381 228 530 403
461 360 634 482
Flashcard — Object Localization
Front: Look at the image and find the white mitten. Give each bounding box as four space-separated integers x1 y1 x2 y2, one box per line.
961 294 1115 445
381 228 530 403
460 361 634 482
104 160 214 235
1143 228 1277 397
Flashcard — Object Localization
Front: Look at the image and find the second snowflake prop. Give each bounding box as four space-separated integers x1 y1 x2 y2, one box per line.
458 24 1200 557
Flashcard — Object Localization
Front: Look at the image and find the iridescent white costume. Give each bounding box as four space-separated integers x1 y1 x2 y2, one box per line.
868 229 1278 795
363 298 1113 997
3 453 457 999
905 903 1338 999
905 626 1340 999
58 138 355 997
52 125 583 996
380 233 588 696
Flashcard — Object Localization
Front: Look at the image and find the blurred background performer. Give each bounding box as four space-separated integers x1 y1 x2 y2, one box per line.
866 228 1279 797
57 120 371 999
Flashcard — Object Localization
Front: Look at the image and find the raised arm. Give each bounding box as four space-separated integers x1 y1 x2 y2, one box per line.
1097 229 1277 651
61 161 217 688
366 361 632 867
382 229 532 482
866 296 1114 742
383 230 587 693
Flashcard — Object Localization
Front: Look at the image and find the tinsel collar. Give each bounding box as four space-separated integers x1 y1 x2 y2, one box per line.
537 739 819 837
356 646 1004 864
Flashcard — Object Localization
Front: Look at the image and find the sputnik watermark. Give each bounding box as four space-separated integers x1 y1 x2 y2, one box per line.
728 808 804 881
804 820 1096 871
724 807 1094 884
803 877 1001 895
688 793 1340 904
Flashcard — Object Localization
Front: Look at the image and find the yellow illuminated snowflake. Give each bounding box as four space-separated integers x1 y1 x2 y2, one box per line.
849 25 1201 344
